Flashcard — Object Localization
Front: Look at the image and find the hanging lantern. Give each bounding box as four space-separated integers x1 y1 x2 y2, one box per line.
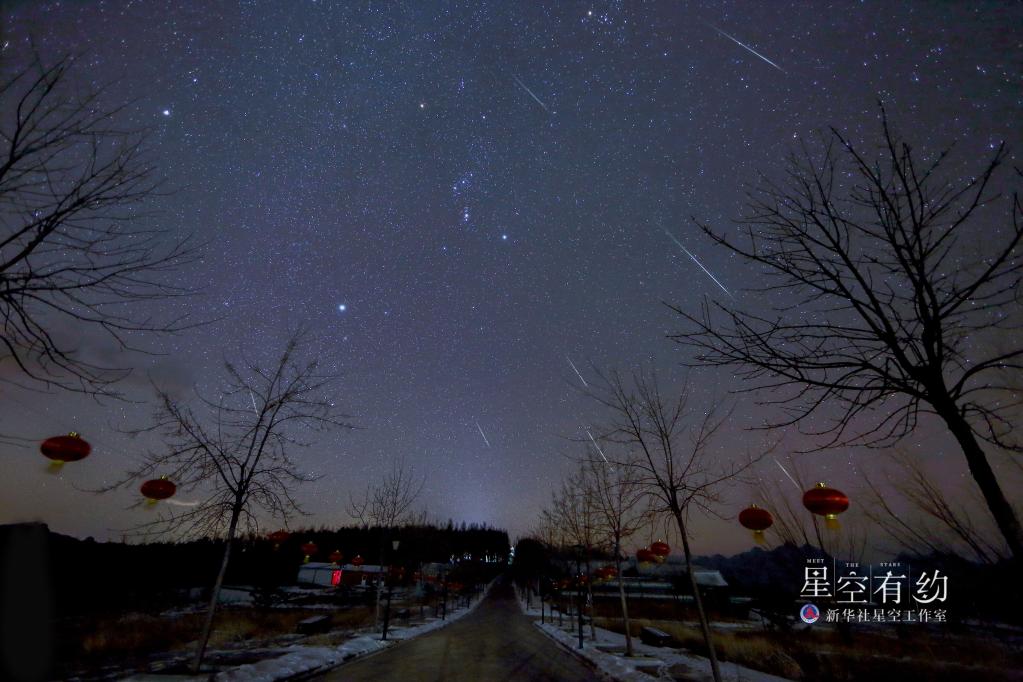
301 541 318 562
140 476 176 505
636 548 656 564
40 432 91 471
329 550 343 565
351 554 365 567
738 505 774 544
268 530 290 547
650 541 670 563
803 482 850 529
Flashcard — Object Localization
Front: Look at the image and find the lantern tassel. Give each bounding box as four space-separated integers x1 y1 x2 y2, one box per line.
753 530 766 545
46 460 65 474
825 515 840 531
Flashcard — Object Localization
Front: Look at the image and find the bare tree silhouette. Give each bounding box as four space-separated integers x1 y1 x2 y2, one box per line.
347 457 425 630
861 448 1008 563
670 109 1023 560
104 333 353 673
348 457 425 528
589 369 760 682
578 452 649 656
0 54 198 398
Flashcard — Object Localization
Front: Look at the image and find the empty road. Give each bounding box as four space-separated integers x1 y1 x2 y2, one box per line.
318 578 599 681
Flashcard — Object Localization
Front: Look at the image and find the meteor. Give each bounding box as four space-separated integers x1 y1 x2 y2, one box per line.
774 457 801 491
475 420 491 447
585 429 609 464
165 498 200 507
566 356 589 387
513 75 550 113
664 229 735 299
707 23 786 74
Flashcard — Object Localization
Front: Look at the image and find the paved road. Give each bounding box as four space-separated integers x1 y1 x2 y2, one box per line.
319 577 599 681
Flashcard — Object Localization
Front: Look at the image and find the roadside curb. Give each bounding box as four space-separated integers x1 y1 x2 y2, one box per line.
529 621 619 682
512 586 619 682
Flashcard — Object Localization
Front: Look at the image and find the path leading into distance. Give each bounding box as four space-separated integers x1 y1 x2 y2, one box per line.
317 577 599 682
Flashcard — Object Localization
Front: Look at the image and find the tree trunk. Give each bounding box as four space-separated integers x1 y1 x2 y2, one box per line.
615 549 633 657
374 539 386 630
673 509 722 682
939 404 1023 561
191 509 240 675
575 557 584 649
585 556 596 641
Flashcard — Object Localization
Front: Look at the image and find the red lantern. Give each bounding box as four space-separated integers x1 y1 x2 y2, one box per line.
301 541 318 563
40 432 91 470
803 482 849 529
329 550 343 564
140 476 176 503
636 548 656 564
351 554 365 567
268 530 290 545
649 541 670 563
738 505 774 544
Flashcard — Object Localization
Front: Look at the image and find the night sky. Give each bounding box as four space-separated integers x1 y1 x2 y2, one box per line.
1 1 1020 554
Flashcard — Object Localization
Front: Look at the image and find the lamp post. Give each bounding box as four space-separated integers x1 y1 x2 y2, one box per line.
441 568 448 620
381 540 399 641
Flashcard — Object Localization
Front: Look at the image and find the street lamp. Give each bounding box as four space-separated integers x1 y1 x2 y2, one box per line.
382 540 400 640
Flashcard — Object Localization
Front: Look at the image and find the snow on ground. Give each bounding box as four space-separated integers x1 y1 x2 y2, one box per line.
515 586 793 682
212 579 497 681
214 636 385 682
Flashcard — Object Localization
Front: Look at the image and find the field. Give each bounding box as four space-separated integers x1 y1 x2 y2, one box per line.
55 604 374 678
588 612 1023 681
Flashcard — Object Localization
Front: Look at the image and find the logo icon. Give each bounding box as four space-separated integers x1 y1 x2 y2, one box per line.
799 603 820 624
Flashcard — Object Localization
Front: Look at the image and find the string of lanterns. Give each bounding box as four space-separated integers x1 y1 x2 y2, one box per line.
738 481 850 544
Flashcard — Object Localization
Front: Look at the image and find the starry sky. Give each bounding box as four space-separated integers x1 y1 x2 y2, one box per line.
1 1 1020 554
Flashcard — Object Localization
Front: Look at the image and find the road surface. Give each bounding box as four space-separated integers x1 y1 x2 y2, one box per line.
318 578 599 681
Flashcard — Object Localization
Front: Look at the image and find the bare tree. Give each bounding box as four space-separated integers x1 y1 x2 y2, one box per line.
348 457 425 528
579 452 649 657
0 54 198 398
670 110 1023 560
590 369 760 682
861 448 1008 563
543 464 606 645
107 333 352 673
347 457 424 630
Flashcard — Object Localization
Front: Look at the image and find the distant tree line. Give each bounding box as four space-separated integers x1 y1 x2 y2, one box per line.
20 522 508 617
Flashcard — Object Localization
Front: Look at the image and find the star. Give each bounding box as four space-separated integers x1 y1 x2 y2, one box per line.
162 109 171 116
337 304 347 312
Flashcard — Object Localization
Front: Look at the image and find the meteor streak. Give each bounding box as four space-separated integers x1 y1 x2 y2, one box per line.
585 429 609 464
165 498 200 507
566 356 589 387
475 420 491 447
707 23 785 74
664 229 735 299
774 457 801 491
513 75 549 112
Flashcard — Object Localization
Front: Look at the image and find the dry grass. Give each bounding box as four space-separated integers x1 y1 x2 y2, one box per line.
593 616 1023 682
61 604 373 674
